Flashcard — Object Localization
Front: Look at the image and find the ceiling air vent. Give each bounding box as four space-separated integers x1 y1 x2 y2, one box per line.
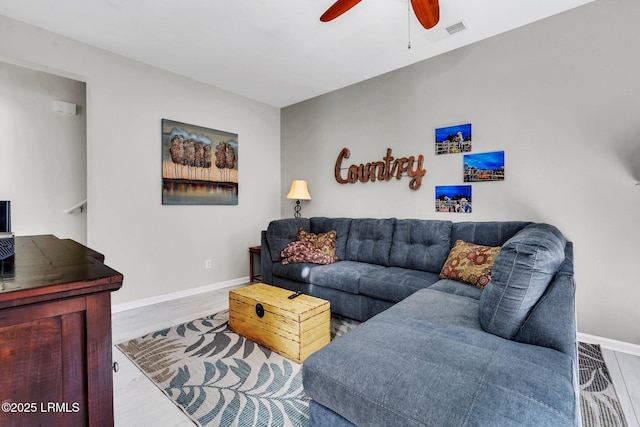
426 19 469 43
445 21 467 35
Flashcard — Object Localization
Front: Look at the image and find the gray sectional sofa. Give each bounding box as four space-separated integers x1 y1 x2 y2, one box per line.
261 217 579 426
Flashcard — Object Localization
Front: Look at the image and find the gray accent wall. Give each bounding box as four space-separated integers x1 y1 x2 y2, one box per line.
281 0 640 344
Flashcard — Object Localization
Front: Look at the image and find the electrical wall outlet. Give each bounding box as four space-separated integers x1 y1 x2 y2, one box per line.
205 259 212 269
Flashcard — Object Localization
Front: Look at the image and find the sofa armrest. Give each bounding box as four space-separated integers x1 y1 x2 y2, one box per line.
514 273 577 361
514 241 577 361
261 230 274 284
479 223 567 339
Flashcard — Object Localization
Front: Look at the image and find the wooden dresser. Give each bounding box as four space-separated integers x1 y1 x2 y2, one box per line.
0 235 123 427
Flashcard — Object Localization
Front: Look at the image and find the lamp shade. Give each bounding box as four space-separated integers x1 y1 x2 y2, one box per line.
287 180 311 200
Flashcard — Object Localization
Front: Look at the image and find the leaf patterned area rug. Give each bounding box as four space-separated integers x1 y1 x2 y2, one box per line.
579 342 629 427
116 310 358 427
117 311 627 427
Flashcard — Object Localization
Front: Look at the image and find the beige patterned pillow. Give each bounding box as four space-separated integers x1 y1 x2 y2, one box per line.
439 240 501 289
297 228 338 261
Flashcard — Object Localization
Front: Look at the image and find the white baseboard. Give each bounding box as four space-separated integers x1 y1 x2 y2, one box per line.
111 277 249 314
578 332 640 356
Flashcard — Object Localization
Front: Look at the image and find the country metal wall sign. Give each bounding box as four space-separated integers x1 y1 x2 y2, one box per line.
334 147 426 190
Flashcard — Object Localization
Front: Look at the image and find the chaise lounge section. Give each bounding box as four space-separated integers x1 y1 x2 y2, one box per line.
261 217 579 426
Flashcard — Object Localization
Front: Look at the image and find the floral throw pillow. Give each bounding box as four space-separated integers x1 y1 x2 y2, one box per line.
280 240 336 265
439 240 501 289
297 228 338 261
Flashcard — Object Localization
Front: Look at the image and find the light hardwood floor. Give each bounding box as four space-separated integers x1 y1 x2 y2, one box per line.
112 284 640 427
603 349 640 427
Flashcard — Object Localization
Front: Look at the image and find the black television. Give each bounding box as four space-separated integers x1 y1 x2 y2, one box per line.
0 201 10 233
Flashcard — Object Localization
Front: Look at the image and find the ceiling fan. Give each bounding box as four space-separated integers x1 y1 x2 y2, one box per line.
320 0 440 29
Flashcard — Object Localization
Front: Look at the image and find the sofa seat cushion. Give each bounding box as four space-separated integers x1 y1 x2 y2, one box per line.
480 223 567 340
358 267 440 303
389 219 452 273
272 262 321 283
303 289 578 427
308 261 385 295
428 279 483 300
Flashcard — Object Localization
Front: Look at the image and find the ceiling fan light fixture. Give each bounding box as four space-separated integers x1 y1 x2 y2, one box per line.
410 0 439 29
320 0 439 29
320 0 362 22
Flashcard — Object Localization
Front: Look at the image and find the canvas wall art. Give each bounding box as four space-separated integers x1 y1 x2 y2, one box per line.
435 123 472 155
162 119 238 205
435 185 472 213
463 151 505 182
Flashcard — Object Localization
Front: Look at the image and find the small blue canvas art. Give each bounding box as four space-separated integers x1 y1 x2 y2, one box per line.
436 185 472 213
463 151 505 182
435 123 472 155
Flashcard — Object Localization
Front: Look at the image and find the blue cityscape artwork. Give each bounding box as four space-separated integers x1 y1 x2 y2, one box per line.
463 151 505 182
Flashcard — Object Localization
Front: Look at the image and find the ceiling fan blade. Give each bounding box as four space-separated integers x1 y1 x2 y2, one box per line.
320 0 362 22
411 0 440 29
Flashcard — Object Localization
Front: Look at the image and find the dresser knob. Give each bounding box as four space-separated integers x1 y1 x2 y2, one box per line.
112 362 119 373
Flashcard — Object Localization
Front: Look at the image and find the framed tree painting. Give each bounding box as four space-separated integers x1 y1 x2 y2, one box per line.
162 119 238 205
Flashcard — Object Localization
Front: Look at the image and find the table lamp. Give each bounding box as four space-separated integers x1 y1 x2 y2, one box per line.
287 180 311 218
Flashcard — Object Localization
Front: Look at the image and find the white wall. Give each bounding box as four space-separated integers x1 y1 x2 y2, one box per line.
0 15 281 305
281 0 640 344
0 61 87 243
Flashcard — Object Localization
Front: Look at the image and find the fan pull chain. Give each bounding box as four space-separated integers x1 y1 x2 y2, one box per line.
407 0 412 49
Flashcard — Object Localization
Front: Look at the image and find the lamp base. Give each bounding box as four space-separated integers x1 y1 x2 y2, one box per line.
294 200 302 218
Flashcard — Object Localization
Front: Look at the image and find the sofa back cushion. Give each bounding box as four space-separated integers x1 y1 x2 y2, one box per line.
451 221 531 247
479 223 567 339
266 218 310 262
389 219 452 273
310 217 352 261
345 218 395 266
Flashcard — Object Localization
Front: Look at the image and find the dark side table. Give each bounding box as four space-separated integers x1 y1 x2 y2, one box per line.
249 245 261 282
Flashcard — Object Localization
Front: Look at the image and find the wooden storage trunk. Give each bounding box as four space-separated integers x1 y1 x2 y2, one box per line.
229 283 330 363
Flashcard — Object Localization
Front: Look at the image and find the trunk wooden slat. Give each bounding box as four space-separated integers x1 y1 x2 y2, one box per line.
229 283 330 363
